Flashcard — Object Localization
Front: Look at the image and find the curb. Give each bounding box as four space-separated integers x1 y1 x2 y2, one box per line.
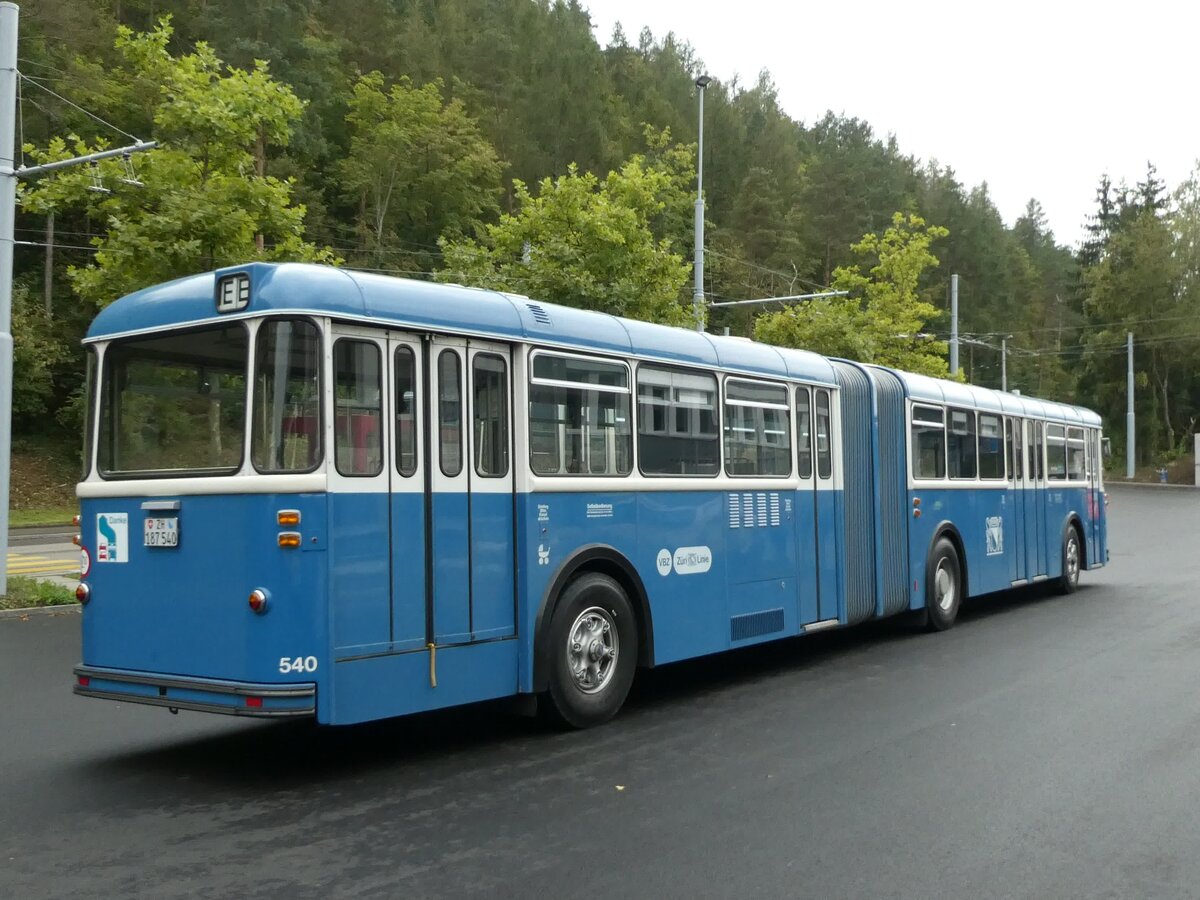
0 603 81 620
1105 481 1200 491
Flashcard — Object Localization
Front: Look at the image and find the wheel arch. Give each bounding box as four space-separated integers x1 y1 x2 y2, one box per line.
928 520 969 598
533 544 655 693
1063 512 1087 567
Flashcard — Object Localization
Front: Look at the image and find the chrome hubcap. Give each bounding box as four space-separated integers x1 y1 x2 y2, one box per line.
1066 535 1080 584
935 560 956 613
567 606 618 694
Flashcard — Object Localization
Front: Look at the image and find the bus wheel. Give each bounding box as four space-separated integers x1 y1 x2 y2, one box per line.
544 573 638 729
925 537 962 632
1057 527 1082 595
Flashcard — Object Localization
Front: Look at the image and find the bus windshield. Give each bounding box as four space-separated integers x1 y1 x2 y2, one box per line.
96 318 322 478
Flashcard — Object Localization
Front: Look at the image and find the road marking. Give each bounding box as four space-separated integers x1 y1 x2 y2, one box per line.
6 552 80 576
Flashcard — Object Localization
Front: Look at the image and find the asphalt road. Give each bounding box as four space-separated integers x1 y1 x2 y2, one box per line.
7 527 80 580
2 485 1197 898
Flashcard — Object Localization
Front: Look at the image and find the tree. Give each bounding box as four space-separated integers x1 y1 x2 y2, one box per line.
337 72 503 272
754 212 950 376
10 284 68 427
1081 210 1188 459
437 129 695 325
19 19 334 307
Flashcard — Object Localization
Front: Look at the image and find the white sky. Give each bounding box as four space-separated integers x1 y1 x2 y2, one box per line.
585 0 1200 248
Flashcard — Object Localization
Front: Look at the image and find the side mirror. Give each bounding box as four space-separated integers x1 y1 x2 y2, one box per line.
1102 437 1112 460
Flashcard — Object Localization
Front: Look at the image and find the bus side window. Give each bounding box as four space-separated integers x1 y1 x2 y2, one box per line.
948 408 977 479
636 365 719 476
438 350 463 477
1066 427 1086 480
1046 424 1067 480
978 413 1004 479
1011 418 1023 482
473 354 509 478
1034 422 1044 481
722 379 791 477
395 346 417 477
911 405 945 480
796 387 813 479
815 389 832 479
333 339 383 477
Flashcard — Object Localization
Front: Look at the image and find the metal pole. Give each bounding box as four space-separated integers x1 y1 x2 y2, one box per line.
0 2 18 597
949 273 959 375
14 141 157 177
707 289 849 308
693 77 709 333
1126 331 1135 479
1001 337 1007 392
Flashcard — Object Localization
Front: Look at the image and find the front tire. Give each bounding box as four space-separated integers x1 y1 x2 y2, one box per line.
544 573 638 729
1057 526 1082 595
925 536 963 632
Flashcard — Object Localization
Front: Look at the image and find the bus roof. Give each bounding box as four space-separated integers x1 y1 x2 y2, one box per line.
88 262 1098 422
881 366 1100 426
87 262 838 385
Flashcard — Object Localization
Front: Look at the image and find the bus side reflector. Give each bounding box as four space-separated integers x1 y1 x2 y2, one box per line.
75 583 91 604
278 532 301 548
248 589 270 614
277 510 301 527
77 675 90 687
72 514 81 526
72 533 81 546
245 696 263 708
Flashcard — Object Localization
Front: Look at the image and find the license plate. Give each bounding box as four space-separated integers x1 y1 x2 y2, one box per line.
144 517 179 547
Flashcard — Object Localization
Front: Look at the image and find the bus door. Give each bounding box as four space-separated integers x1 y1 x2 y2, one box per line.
813 388 839 622
416 336 516 647
1008 417 1027 583
1087 429 1103 559
1025 421 1047 576
794 387 819 624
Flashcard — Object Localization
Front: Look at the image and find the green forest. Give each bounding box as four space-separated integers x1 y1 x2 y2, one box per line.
11 0 1200 483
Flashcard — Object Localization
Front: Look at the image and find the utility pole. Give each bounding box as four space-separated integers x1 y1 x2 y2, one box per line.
0 2 155 595
43 211 52 314
692 75 711 333
1001 337 1007 392
0 2 19 598
1126 331 1135 479
949 273 959 375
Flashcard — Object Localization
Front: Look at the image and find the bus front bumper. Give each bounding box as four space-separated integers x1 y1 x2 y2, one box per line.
73 665 316 718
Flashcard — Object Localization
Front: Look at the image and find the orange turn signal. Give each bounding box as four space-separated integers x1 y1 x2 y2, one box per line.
72 514 81 526
72 533 81 546
278 532 301 548
912 497 921 507
277 509 301 527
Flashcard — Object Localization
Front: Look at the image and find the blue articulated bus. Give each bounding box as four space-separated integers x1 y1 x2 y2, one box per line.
72 263 1108 727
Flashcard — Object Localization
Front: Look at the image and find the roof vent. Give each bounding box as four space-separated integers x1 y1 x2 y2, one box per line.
526 303 553 327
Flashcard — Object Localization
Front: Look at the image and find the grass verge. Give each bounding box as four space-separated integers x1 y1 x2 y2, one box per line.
0 576 77 610
9 505 78 527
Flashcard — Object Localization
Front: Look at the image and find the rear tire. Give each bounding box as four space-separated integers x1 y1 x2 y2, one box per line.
925 537 963 632
544 573 638 729
1057 526 1082 595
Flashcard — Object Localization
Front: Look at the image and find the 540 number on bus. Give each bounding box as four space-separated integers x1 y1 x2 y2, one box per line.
279 656 318 674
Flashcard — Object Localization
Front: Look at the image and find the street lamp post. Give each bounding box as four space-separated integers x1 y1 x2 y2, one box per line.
693 75 711 333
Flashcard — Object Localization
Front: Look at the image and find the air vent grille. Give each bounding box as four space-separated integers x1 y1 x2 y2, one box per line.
526 303 552 326
730 608 785 642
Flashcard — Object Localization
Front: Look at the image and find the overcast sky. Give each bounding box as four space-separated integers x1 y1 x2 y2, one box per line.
585 0 1199 249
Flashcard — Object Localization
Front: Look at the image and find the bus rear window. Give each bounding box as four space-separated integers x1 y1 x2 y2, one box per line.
252 319 322 473
98 324 249 478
